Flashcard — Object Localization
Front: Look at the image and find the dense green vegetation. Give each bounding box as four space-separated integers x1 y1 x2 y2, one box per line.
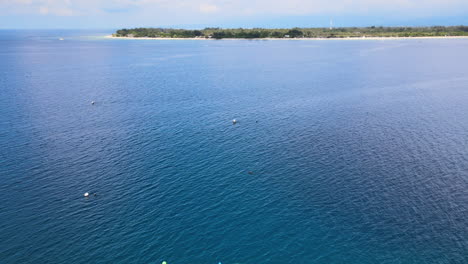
114 26 468 39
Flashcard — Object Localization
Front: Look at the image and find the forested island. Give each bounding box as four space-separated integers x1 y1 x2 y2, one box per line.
113 26 468 39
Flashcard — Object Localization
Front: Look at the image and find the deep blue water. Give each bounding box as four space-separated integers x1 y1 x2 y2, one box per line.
1 30 467 264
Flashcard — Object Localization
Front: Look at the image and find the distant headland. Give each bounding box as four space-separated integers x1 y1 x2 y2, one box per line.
111 26 468 39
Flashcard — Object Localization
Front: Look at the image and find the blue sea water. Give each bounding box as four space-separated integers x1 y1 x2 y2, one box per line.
1 30 467 264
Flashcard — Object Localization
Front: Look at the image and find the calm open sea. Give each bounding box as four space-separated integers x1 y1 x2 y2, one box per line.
0 30 467 264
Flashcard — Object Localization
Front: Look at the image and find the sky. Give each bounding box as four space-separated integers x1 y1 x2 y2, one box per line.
0 0 467 29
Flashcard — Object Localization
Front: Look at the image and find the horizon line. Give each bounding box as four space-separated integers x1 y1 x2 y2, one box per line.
1 24 468 30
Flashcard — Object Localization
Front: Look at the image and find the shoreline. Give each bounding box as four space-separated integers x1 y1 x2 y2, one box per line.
105 35 468 41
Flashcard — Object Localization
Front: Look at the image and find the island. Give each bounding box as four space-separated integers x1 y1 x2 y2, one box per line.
112 26 468 39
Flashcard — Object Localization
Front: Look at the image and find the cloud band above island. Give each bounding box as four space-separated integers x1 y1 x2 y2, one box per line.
1 0 468 29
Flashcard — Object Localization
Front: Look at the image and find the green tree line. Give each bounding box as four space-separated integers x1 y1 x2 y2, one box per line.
114 26 468 39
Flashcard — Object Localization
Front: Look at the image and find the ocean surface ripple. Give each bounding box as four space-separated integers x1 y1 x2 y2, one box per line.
0 30 467 264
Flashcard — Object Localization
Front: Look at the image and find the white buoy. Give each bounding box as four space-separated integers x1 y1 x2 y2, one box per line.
232 119 237 124
91 101 95 105
84 192 89 197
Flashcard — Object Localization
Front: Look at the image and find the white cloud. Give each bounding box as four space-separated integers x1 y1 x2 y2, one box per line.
0 0 467 18
38 6 48 14
38 4 75 16
219 0 468 16
199 3 218 13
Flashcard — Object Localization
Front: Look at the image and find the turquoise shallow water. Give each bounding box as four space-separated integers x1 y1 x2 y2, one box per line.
0 30 468 264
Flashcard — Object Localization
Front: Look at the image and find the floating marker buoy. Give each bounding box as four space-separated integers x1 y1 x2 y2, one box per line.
232 119 237 124
91 101 95 105
84 192 89 197
162 261 167 264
